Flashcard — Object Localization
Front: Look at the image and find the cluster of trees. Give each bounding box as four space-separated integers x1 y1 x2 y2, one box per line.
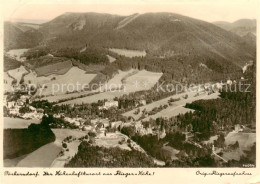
31 100 54 109
41 115 78 129
119 61 255 166
23 46 51 60
131 134 165 160
24 46 109 66
101 52 242 84
4 56 22 72
147 104 168 116
65 141 155 167
6 92 22 102
19 106 32 114
3 120 55 159
120 126 214 167
52 47 109 65
174 63 256 142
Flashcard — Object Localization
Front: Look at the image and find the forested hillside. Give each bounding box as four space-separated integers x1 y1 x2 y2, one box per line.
5 12 256 84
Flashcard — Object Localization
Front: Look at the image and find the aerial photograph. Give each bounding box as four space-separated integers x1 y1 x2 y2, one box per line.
2 0 257 168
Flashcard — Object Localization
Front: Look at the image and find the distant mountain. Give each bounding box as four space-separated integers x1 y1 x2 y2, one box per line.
213 19 256 37
4 22 43 50
4 12 256 79
38 12 255 67
243 32 256 45
10 19 49 24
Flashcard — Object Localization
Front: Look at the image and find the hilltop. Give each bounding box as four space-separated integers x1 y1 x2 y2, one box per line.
213 19 256 37
4 12 256 83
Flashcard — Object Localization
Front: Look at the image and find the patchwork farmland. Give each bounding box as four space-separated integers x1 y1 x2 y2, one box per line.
25 67 97 96
123 91 220 120
35 60 72 76
59 69 162 105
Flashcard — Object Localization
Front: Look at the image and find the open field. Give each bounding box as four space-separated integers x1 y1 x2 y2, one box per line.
16 142 61 167
124 70 163 92
144 107 195 121
104 69 136 89
25 67 97 96
6 49 28 62
143 92 220 120
4 117 41 129
52 129 87 143
109 48 146 58
35 60 72 76
107 55 116 63
72 60 105 73
222 132 256 161
58 69 136 104
24 71 50 85
222 149 242 161
225 132 256 149
95 132 131 151
59 69 162 105
7 65 28 84
123 90 219 120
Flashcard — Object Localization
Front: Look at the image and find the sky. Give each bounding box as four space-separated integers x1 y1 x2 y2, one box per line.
2 0 259 23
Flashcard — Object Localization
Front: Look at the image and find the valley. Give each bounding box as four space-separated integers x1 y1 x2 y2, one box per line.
3 12 256 168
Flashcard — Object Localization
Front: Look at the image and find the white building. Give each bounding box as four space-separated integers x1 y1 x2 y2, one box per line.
29 106 36 111
22 112 43 120
82 125 93 131
140 100 146 106
227 80 232 85
234 124 243 133
9 107 20 115
7 101 16 108
135 121 153 135
104 101 118 109
111 121 123 129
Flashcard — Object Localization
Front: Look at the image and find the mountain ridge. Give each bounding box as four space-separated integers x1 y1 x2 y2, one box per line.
4 12 256 82
213 19 256 36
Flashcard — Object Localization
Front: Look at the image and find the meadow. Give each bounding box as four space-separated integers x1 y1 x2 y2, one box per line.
59 69 162 105
8 65 28 84
6 49 28 62
4 117 41 129
25 67 97 96
107 55 116 63
35 60 72 76
124 91 220 120
222 132 256 161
